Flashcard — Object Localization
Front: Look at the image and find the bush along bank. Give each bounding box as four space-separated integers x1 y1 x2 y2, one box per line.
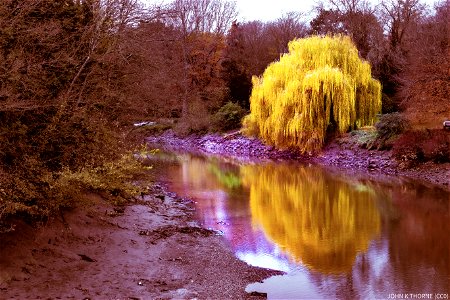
0 148 154 233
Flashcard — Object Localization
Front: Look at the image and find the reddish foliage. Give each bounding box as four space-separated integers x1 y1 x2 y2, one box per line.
393 130 450 167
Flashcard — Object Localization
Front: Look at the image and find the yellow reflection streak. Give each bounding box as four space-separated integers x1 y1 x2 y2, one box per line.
241 164 381 274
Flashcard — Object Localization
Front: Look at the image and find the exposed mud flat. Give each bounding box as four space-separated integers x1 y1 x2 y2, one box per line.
0 185 280 299
146 130 449 191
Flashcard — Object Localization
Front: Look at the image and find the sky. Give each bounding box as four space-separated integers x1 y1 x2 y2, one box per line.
236 0 439 22
236 0 317 22
142 0 439 22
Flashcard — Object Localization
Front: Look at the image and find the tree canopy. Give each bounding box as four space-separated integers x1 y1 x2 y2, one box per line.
243 35 382 153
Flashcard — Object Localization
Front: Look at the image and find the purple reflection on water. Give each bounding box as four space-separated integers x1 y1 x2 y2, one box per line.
151 152 449 299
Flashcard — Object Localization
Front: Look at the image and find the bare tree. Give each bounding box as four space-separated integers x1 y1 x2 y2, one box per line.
0 0 148 176
233 17 308 78
160 0 237 119
312 0 383 59
396 1 450 127
239 21 272 76
266 12 308 54
324 0 373 14
378 0 426 51
371 0 427 110
0 0 143 115
116 20 185 119
167 0 237 35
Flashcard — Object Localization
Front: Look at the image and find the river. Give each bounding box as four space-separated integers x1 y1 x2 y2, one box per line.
149 151 449 299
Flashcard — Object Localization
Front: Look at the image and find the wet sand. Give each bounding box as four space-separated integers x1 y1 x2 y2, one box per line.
0 185 280 299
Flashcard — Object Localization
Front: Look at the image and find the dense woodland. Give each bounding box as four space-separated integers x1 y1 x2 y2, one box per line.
0 0 448 226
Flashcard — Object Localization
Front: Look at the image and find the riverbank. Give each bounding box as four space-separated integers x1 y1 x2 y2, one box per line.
0 184 280 299
146 130 449 191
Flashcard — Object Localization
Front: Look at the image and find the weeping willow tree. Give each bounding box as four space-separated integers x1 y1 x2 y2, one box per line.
241 164 381 274
243 35 382 153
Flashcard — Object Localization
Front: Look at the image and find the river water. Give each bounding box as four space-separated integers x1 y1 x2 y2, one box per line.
149 151 449 299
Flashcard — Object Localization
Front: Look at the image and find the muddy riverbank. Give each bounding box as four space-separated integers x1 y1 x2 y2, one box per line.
146 130 449 191
0 184 280 299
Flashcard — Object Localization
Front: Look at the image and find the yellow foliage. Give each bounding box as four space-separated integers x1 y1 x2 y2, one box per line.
243 35 382 153
241 164 381 274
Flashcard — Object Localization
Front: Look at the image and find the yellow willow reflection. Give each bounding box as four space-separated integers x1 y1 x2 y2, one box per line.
241 164 381 274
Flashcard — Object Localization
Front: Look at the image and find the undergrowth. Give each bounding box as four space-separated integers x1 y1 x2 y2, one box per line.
346 113 410 150
373 113 409 149
393 129 450 168
0 147 154 232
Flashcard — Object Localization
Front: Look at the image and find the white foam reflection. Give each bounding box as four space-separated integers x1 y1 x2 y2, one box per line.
236 251 291 272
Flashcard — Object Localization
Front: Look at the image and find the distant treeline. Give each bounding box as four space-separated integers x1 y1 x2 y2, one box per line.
0 0 448 225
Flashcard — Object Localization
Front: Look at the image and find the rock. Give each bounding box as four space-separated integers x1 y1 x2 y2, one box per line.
78 254 96 262
155 194 165 200
249 291 267 297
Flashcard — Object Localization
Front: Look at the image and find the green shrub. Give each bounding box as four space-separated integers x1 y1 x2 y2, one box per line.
346 127 378 148
211 102 247 132
376 113 409 140
373 113 409 149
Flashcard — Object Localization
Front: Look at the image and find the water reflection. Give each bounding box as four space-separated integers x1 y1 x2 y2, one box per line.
241 164 381 274
151 152 449 298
